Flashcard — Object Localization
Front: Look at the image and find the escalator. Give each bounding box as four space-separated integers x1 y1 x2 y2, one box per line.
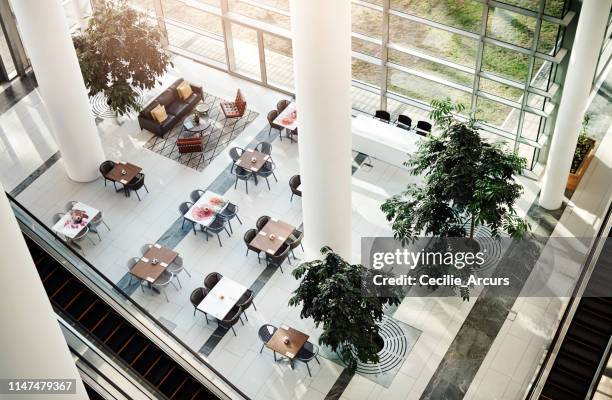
25 234 219 400
539 228 612 399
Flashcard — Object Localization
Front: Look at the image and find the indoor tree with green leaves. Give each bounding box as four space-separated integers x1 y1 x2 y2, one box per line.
73 0 172 116
381 98 530 244
289 247 401 371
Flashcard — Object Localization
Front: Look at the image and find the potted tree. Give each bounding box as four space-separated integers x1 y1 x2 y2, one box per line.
73 0 172 116
380 98 530 299
288 246 401 371
567 113 596 191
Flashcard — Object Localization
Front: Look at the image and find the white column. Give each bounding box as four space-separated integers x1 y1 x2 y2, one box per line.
539 0 612 210
290 0 353 260
11 0 105 182
0 188 87 399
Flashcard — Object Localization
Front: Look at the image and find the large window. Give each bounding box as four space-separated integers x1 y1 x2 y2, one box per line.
119 0 574 170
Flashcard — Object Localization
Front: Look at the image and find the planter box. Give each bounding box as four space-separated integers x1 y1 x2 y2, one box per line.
567 138 596 191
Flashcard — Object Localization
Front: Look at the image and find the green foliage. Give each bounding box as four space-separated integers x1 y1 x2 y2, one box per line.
571 112 594 173
381 98 530 246
73 0 172 116
288 247 401 371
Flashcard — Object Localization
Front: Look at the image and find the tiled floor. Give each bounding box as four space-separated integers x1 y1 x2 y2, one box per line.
2 54 610 400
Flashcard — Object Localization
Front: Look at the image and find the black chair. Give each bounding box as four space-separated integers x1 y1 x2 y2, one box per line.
231 164 252 194
289 175 301 201
237 289 257 320
266 244 291 272
258 324 278 354
190 189 205 203
256 161 278 190
267 110 284 140
218 306 244 336
244 229 262 263
99 160 117 189
415 121 432 136
190 287 210 323
229 147 244 162
287 230 304 261
179 202 196 234
202 215 230 247
204 272 222 290
219 202 242 234
255 141 273 159
374 110 391 123
256 215 271 231
124 173 149 200
296 341 321 377
396 114 412 130
277 99 290 113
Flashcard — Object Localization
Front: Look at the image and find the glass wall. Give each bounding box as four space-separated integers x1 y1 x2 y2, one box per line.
118 0 575 170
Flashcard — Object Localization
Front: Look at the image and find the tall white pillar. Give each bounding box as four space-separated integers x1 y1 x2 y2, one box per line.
290 0 352 260
0 188 87 399
11 0 105 182
539 0 612 210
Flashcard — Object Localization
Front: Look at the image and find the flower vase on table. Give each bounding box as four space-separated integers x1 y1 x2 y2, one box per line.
192 111 200 125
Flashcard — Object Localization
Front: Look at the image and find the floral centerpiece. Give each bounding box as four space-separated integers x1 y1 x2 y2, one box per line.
192 206 213 221
64 210 89 229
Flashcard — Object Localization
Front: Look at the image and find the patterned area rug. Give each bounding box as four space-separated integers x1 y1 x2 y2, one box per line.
143 92 258 171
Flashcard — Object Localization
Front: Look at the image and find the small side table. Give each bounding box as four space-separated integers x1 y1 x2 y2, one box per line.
182 118 210 137
196 103 210 117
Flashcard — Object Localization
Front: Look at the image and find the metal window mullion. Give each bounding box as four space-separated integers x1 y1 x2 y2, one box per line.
257 30 267 84
220 0 235 72
380 0 390 111
514 0 545 153
471 3 489 113
388 9 480 40
152 0 168 47
0 0 28 77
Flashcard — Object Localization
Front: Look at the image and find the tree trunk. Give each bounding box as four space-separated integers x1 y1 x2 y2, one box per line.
469 214 475 239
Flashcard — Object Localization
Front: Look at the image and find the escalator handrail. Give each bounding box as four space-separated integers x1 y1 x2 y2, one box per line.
525 200 612 399
9 193 249 400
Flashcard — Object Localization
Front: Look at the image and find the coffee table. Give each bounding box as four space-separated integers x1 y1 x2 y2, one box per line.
182 118 210 137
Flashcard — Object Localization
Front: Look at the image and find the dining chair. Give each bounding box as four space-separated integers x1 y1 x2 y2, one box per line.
70 226 95 255
374 110 391 123
396 114 412 130
229 147 244 162
236 289 257 320
255 141 273 160
179 201 196 235
244 229 262 263
204 272 223 290
167 255 191 278
266 244 291 272
140 243 153 255
258 324 278 354
99 160 117 190
190 189 205 203
64 201 78 212
126 257 140 286
267 110 284 140
256 215 271 231
124 173 149 200
190 287 210 323
296 341 321 377
217 306 244 336
219 202 242 234
287 230 304 261
231 164 252 194
145 270 177 302
89 211 110 238
415 121 432 136
276 99 290 113
202 215 230 247
289 175 301 201
256 161 278 190
52 213 65 225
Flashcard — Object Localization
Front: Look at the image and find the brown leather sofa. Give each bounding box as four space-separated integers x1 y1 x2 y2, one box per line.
138 79 203 137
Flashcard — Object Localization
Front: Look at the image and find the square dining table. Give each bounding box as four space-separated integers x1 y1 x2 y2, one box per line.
185 191 229 228
266 324 309 367
105 162 142 187
197 277 247 320
51 202 101 239
129 244 178 284
249 218 295 256
235 148 270 184
273 102 297 131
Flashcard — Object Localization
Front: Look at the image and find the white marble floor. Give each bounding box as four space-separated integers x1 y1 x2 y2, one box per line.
2 54 598 400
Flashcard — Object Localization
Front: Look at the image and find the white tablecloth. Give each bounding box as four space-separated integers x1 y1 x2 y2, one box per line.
197 277 247 320
51 202 100 239
185 191 229 227
273 102 297 130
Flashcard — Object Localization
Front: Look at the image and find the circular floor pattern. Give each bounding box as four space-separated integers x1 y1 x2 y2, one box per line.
90 87 145 118
463 222 504 272
349 316 409 375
